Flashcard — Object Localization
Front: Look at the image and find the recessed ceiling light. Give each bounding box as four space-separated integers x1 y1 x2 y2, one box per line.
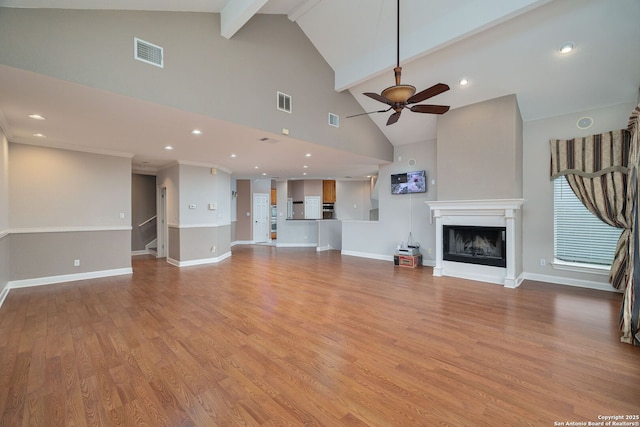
303 165 308 169
32 133 46 137
559 42 574 54
230 154 237 158
28 114 46 120
261 172 267 176
254 166 259 169
305 153 312 157
459 78 469 86
191 129 202 135
164 145 173 150
303 172 307 176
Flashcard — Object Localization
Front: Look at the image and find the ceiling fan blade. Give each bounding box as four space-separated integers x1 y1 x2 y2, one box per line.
346 107 392 118
410 104 450 114
364 92 393 106
407 83 450 104
386 111 401 126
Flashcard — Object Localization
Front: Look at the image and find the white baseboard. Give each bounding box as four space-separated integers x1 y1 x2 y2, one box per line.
316 245 336 252
0 286 9 310
131 250 150 256
167 251 232 267
341 250 393 262
522 272 621 293
8 267 133 289
276 243 317 248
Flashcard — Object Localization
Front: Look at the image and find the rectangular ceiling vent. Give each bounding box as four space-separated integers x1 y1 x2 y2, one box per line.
277 91 292 113
134 37 164 68
328 113 339 128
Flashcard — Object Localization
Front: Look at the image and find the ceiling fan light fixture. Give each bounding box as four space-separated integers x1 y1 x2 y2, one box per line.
381 84 416 103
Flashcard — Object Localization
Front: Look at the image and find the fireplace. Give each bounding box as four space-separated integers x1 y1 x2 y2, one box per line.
443 225 506 268
426 199 525 288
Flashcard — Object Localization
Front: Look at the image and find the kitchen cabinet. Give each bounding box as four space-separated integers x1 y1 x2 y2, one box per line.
270 188 276 205
323 180 336 203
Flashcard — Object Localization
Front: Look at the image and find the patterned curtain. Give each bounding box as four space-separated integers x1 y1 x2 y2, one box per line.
621 105 639 345
550 130 631 288
550 105 639 346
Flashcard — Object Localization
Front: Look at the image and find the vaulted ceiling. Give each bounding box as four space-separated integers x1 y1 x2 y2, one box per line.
1 0 639 179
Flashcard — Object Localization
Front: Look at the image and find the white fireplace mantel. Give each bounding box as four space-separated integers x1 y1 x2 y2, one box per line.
426 199 525 288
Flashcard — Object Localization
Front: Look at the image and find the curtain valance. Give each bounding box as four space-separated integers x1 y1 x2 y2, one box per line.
550 130 631 180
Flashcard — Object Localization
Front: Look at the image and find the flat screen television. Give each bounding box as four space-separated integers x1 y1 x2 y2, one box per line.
391 170 427 194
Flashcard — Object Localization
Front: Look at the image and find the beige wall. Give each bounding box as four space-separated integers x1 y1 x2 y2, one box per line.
8 144 132 281
10 144 131 228
0 8 392 163
436 94 523 200
236 179 251 241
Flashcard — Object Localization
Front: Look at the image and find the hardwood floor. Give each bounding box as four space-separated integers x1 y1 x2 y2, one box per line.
1 245 639 426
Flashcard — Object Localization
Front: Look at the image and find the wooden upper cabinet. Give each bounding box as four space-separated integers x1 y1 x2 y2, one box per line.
271 188 276 205
323 180 336 203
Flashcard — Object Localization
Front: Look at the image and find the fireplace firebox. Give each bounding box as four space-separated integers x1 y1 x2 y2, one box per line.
442 225 506 268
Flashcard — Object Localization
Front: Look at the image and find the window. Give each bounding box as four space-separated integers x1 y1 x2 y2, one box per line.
553 177 622 266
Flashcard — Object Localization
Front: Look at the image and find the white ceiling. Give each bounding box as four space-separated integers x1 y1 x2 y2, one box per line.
1 0 639 179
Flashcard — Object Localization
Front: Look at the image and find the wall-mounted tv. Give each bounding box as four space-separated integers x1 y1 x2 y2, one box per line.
391 170 427 194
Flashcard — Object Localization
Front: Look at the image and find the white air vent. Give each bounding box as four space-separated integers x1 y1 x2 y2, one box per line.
328 113 339 128
277 91 292 113
134 37 163 68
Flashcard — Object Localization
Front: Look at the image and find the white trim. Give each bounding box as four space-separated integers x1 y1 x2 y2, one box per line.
232 240 253 246
341 250 392 262
177 160 232 175
550 259 610 276
8 267 133 289
522 272 621 293
15 140 134 159
171 223 231 229
276 243 317 248
0 229 8 239
316 245 333 252
10 226 131 234
167 251 232 267
131 250 150 256
0 287 9 310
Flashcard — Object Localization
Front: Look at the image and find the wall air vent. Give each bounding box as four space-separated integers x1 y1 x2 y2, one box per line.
328 113 339 127
134 37 164 68
277 91 292 113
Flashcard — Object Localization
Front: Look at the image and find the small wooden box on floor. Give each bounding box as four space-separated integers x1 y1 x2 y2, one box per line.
394 254 422 268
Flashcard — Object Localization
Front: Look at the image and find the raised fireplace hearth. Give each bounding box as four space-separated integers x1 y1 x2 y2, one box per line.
443 225 506 268
427 199 525 288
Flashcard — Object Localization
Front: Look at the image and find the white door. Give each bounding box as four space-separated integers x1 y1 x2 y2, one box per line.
253 193 270 243
305 196 321 219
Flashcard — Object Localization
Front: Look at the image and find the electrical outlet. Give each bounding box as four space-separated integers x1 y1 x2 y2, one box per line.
211 246 216 253
428 248 433 254
74 259 80 267
540 258 546 266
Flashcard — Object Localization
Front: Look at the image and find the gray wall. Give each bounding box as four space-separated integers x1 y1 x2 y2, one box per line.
342 139 438 262
157 162 232 264
335 180 372 221
437 94 523 200
0 129 9 294
0 8 392 163
9 143 131 281
131 173 157 252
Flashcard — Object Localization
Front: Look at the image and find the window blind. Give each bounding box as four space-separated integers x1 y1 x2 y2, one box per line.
553 177 622 265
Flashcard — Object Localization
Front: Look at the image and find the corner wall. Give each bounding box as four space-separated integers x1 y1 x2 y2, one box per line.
158 163 232 266
0 129 9 299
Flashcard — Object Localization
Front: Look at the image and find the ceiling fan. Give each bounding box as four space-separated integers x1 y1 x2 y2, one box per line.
348 0 450 126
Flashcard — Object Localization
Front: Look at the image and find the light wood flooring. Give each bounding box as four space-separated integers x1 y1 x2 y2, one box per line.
1 245 639 426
